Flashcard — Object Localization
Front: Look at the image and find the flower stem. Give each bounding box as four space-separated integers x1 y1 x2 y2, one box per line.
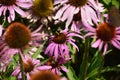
97 51 104 78
19 49 26 80
80 37 89 80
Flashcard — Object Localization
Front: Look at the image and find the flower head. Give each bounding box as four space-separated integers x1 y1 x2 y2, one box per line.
31 0 53 17
85 15 120 55
12 54 52 80
30 70 60 80
54 0 104 29
4 22 31 48
0 25 19 70
0 22 46 70
27 0 53 22
45 29 84 60
0 0 32 22
46 56 70 74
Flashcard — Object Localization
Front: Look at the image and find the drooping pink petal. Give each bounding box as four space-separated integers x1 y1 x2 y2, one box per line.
111 39 120 49
103 43 108 55
8 6 15 21
45 43 55 54
69 40 79 51
54 4 70 19
84 32 95 38
84 5 93 25
3 6 7 16
67 33 84 39
0 25 2 36
60 66 68 72
61 44 70 58
16 1 32 9
38 66 52 70
60 5 73 22
0 6 4 16
98 40 103 51
54 44 59 60
92 39 101 48
13 5 27 17
74 7 79 14
12 67 20 76
49 44 56 56
64 6 76 28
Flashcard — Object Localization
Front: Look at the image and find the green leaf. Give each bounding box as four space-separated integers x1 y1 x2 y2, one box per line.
112 0 119 9
101 66 120 73
32 47 42 58
9 77 16 80
103 0 111 5
86 68 99 80
66 66 78 80
86 51 103 79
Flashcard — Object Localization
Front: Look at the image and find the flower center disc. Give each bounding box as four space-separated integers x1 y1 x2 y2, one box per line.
69 0 88 7
32 0 53 17
5 22 31 48
30 70 60 80
53 33 67 44
96 22 116 42
0 0 16 6
23 60 34 73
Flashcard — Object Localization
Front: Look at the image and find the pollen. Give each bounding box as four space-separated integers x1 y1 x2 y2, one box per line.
53 32 67 44
5 22 31 48
0 0 16 6
96 22 116 42
30 70 60 80
31 0 53 17
69 0 88 7
23 59 34 73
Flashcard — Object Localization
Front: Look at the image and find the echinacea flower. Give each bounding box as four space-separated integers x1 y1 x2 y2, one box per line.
53 0 104 29
0 24 19 70
45 29 84 60
0 22 46 70
27 0 53 22
12 54 52 80
46 56 70 75
30 70 60 80
85 14 120 55
0 0 32 22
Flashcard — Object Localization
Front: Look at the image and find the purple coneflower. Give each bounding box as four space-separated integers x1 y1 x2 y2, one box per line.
0 0 32 22
12 54 52 80
45 29 84 60
0 22 45 70
30 70 68 80
0 24 19 70
46 56 70 75
30 70 61 80
85 15 120 55
53 0 104 29
27 0 53 23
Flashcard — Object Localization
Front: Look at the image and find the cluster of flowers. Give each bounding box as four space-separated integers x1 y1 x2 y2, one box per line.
0 0 120 80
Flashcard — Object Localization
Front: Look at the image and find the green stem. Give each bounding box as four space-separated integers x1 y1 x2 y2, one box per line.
80 37 89 80
97 51 104 78
19 49 26 80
